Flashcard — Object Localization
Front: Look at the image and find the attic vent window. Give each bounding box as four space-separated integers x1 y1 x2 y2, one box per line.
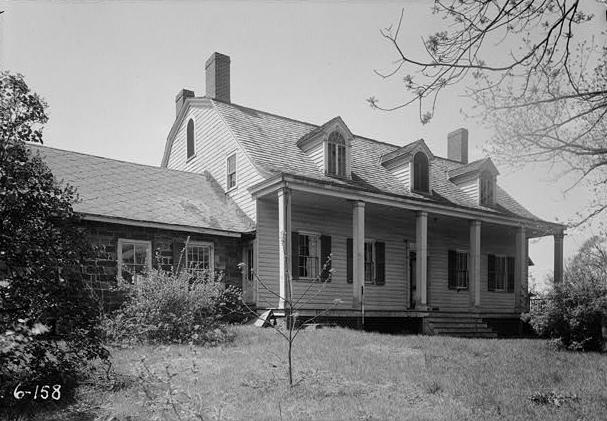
413 152 430 193
327 131 346 177
227 153 237 189
186 119 195 159
480 171 495 206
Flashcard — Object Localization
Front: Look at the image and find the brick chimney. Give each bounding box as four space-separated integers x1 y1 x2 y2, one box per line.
447 128 469 164
175 89 194 116
205 52 231 103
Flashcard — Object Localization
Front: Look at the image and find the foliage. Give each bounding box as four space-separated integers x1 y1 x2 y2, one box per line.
530 235 607 351
372 1 607 224
0 71 109 415
102 268 247 345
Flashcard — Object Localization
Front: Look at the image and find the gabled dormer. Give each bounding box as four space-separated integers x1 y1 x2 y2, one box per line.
380 139 434 194
449 158 499 207
297 117 353 179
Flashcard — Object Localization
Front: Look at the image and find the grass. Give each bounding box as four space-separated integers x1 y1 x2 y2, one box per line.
40 326 607 420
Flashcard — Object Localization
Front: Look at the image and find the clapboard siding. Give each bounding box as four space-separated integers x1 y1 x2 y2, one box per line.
458 178 479 204
257 194 522 314
256 197 414 310
391 162 411 191
166 105 264 220
308 142 325 172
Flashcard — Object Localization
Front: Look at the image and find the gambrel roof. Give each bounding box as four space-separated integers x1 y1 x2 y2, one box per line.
30 144 255 235
209 99 543 221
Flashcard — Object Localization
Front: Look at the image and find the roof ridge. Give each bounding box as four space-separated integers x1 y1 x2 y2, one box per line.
29 143 210 178
210 98 409 150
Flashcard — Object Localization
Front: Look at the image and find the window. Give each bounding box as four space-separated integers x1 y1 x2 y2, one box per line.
185 242 214 275
186 119 195 159
480 172 494 206
292 232 331 281
347 239 385 285
413 152 430 192
448 250 469 289
227 153 237 189
327 131 346 177
117 239 151 283
488 254 514 292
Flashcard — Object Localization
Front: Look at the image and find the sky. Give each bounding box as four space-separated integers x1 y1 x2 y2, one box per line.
2 0 605 290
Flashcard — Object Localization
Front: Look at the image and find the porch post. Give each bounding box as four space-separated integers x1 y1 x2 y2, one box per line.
554 231 564 284
515 226 526 312
352 201 365 309
470 220 481 309
277 187 292 309
416 211 428 309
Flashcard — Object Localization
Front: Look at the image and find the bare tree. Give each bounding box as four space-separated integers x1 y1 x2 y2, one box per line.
239 253 340 388
369 1 607 225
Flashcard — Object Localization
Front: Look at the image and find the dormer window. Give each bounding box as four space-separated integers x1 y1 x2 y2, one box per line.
480 171 495 206
413 152 430 193
327 131 346 177
186 119 195 159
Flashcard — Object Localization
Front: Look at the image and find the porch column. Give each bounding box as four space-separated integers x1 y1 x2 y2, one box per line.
554 231 564 284
278 187 292 309
469 220 481 309
514 226 526 312
416 211 428 308
352 201 365 309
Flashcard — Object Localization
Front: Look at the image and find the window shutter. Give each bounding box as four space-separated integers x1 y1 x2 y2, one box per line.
448 249 457 289
488 254 496 291
320 235 332 282
507 256 515 292
375 242 386 285
291 232 299 280
347 238 353 284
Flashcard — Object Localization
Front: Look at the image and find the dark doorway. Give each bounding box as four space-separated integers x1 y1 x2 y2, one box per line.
409 251 416 308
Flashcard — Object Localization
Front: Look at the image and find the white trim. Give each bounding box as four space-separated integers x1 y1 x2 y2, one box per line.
294 231 321 281
226 152 238 191
186 117 197 161
185 240 215 274
117 238 152 283
248 175 565 235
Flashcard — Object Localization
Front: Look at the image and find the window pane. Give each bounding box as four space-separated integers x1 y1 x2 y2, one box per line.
122 244 134 264
328 144 336 174
338 145 346 175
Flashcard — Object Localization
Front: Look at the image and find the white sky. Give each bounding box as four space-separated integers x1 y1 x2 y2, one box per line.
2 0 605 290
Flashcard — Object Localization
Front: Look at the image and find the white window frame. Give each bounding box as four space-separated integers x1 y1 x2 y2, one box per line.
479 174 494 206
493 254 509 292
364 239 376 285
186 118 196 161
453 249 469 290
185 241 215 274
117 239 152 283
226 153 237 190
326 132 347 177
296 230 321 280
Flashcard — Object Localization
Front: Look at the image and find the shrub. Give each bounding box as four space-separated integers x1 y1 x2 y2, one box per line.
530 236 607 352
1 72 109 416
102 269 248 345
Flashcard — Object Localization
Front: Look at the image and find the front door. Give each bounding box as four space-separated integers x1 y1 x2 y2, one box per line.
409 251 416 308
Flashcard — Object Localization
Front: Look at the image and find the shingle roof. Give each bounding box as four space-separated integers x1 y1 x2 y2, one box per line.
30 144 254 234
211 99 544 222
448 157 499 179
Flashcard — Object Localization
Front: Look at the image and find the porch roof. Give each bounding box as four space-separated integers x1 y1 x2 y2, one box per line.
209 100 563 232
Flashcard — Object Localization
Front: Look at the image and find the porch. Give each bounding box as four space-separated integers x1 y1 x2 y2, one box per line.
250 175 565 321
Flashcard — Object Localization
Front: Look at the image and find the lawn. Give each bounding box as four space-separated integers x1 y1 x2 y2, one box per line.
40 326 607 420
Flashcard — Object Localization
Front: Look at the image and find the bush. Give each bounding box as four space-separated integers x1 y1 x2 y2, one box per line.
1 72 109 417
530 236 607 351
102 269 249 345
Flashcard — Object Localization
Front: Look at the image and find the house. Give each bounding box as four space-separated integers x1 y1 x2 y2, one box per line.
37 52 566 335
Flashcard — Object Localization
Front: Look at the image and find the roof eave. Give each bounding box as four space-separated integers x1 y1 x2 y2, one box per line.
80 213 252 237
